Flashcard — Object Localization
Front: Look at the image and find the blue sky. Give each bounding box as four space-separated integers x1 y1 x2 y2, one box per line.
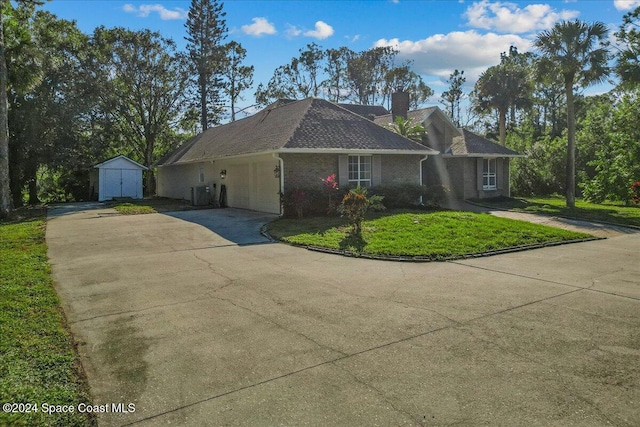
45 0 639 116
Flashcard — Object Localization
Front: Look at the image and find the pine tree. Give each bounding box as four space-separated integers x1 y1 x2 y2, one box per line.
185 0 227 131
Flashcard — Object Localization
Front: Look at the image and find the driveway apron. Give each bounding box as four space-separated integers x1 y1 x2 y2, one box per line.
46 204 640 426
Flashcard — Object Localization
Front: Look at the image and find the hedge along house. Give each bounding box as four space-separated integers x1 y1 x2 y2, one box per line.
156 98 438 214
373 106 524 200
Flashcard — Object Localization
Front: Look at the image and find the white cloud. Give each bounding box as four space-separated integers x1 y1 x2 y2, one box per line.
464 0 579 33
303 21 334 40
122 4 187 20
614 0 640 10
241 17 277 37
285 24 303 38
374 30 532 83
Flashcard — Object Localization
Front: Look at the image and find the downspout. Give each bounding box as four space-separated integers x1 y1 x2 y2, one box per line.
273 153 284 216
419 154 429 205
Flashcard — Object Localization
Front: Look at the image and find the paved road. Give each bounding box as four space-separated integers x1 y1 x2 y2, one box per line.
46 204 640 426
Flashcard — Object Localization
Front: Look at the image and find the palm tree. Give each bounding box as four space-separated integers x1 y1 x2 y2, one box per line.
475 61 531 146
534 20 610 208
385 116 426 142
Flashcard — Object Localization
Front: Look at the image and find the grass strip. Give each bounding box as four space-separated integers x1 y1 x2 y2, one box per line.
0 213 94 427
479 196 640 228
112 202 157 215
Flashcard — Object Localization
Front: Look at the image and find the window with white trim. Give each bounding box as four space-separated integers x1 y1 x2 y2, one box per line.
483 158 496 190
199 165 205 183
348 155 372 187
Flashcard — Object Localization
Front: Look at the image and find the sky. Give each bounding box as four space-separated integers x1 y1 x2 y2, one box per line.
44 0 640 117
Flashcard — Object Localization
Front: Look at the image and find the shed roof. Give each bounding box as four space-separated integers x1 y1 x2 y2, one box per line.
158 98 437 166
93 155 148 170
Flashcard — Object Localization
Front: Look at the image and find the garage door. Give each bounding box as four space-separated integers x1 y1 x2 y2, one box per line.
254 162 280 214
226 161 280 214
227 164 250 209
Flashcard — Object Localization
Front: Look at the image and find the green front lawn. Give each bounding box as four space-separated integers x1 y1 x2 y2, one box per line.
267 210 592 260
0 212 94 426
478 196 640 228
108 197 211 215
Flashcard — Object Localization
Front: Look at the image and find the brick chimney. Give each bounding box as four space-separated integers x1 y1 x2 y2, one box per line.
391 92 409 121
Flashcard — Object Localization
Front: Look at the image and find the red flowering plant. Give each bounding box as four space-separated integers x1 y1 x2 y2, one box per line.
631 180 640 205
321 173 340 214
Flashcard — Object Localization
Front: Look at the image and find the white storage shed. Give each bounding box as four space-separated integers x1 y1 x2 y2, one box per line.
90 155 148 201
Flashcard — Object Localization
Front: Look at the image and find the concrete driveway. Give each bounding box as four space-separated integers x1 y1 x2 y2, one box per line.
46 204 640 426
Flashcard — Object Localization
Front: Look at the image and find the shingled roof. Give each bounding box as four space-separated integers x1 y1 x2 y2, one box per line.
446 129 524 157
338 104 389 119
158 98 437 166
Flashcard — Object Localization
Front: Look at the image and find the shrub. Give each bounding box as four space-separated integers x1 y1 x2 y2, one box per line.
370 184 423 208
632 181 640 204
282 188 310 218
423 184 448 207
369 183 447 208
338 186 385 234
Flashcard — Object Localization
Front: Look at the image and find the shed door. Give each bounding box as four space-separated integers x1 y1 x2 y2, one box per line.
103 169 122 200
121 169 139 198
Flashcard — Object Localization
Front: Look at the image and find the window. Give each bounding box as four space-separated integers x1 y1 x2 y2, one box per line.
348 155 371 187
199 165 205 183
483 158 496 190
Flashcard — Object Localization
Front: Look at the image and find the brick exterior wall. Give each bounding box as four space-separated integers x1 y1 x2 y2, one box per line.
280 153 421 191
280 153 339 190
381 155 422 185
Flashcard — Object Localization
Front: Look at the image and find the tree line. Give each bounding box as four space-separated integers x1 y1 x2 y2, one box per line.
0 0 251 213
465 16 640 207
2 0 640 216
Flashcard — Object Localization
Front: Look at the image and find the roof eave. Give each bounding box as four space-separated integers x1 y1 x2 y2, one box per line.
277 147 439 155
93 155 149 170
442 153 526 158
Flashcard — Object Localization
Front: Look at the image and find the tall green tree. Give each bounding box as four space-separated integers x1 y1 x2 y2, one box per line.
221 41 253 122
255 43 325 106
581 91 640 203
185 0 227 130
441 69 465 126
91 27 189 194
0 1 12 215
383 64 434 110
534 20 610 207
323 46 353 102
345 46 397 105
8 10 91 205
474 54 531 146
615 6 640 86
0 0 44 214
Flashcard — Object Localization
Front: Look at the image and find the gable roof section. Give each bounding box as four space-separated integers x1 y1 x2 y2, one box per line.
373 107 463 136
93 155 148 170
446 129 524 157
158 98 437 166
